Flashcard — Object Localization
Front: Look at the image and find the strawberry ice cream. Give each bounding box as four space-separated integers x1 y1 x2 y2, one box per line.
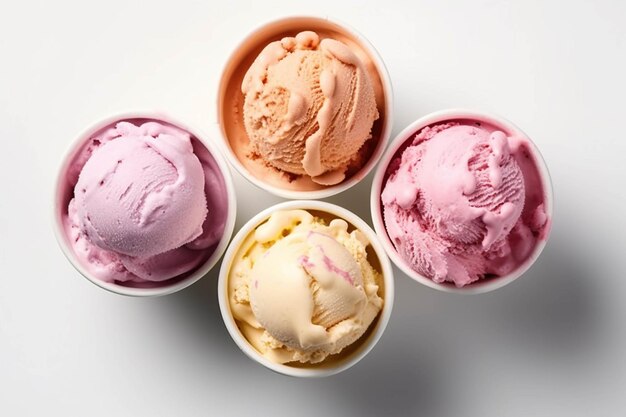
381 120 550 288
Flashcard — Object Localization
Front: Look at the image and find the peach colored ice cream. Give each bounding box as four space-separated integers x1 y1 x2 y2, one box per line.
241 31 379 185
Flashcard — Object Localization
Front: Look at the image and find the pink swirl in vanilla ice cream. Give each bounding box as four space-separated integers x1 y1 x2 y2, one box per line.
382 121 549 287
63 119 229 284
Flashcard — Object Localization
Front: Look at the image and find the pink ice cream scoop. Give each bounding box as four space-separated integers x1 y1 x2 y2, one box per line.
381 122 548 287
64 120 229 284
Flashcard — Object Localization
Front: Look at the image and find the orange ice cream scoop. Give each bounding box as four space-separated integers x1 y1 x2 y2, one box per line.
241 31 379 185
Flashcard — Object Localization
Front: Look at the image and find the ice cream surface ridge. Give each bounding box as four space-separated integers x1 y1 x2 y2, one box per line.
228 209 383 364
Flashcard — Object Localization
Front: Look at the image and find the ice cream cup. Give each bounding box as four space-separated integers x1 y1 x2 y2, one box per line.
370 109 553 294
218 200 394 377
216 16 393 199
53 112 237 297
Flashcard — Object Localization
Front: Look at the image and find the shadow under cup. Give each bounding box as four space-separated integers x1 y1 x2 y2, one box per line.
217 16 393 198
53 114 236 297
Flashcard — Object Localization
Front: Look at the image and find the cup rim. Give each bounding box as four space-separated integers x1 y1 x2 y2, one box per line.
52 111 237 297
215 14 394 200
217 200 395 377
370 109 554 294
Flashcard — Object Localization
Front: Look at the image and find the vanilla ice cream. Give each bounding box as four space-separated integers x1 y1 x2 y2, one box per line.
228 209 383 364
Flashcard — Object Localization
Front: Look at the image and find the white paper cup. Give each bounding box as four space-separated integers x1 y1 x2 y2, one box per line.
216 16 393 199
218 200 394 377
371 109 554 294
53 112 237 297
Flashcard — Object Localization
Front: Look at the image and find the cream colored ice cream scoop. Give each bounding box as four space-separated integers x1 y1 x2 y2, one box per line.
250 226 367 350
228 209 383 364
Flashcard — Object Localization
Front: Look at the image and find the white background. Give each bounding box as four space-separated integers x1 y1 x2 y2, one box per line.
1 0 625 415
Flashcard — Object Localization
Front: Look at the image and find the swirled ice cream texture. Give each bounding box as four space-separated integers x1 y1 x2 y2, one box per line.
228 210 383 364
64 120 229 283
241 31 379 185
382 122 549 287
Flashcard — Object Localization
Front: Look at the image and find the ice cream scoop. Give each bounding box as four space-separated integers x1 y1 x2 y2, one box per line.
225 206 385 366
73 122 207 259
372 111 552 291
242 31 379 186
218 16 393 198
55 116 234 293
250 218 371 353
